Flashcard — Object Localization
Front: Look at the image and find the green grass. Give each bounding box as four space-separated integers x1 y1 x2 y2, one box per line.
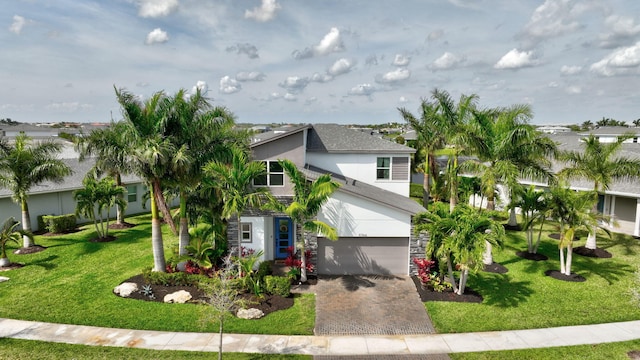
427 222 640 333
0 338 311 360
451 339 640 360
0 213 315 335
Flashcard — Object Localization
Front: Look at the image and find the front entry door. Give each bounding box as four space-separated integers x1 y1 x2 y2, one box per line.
274 217 293 259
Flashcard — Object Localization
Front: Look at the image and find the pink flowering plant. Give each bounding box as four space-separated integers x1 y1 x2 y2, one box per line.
284 246 313 279
413 258 451 292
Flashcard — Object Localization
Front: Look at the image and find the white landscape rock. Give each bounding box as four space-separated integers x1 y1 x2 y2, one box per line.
0 276 9 283
113 282 138 297
164 290 192 304
237 308 265 320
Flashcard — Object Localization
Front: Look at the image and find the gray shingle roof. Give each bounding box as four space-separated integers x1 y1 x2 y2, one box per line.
301 165 425 215
307 123 415 154
580 127 640 136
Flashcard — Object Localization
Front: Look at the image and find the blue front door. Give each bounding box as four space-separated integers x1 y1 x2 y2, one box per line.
274 217 293 259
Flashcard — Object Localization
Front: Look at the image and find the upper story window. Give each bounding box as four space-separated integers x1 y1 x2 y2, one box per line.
376 156 409 181
254 160 284 187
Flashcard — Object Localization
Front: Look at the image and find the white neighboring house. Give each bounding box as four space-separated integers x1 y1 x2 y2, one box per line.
0 140 152 232
229 124 426 276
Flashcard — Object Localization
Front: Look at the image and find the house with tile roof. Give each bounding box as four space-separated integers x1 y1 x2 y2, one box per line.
231 124 427 276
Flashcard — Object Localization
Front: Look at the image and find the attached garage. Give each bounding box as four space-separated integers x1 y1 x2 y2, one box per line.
317 237 410 275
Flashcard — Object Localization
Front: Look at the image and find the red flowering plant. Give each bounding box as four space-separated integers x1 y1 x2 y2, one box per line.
413 257 452 292
284 246 313 279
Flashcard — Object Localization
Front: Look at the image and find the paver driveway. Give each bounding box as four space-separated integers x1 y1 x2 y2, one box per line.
314 275 437 336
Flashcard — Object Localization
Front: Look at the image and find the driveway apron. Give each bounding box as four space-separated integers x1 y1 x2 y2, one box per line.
314 275 437 336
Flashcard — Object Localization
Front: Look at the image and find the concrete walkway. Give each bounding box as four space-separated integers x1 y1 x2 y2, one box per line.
1 318 639 356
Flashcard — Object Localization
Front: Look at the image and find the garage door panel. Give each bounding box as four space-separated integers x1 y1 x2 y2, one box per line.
317 237 409 275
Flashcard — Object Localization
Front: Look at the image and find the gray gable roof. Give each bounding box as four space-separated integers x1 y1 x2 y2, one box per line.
250 125 310 146
301 164 425 215
581 127 640 136
307 123 415 154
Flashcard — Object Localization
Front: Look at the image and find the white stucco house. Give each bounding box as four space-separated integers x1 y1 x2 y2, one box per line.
230 124 427 276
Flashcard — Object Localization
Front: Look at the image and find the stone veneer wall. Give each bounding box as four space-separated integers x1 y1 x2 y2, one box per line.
409 223 429 275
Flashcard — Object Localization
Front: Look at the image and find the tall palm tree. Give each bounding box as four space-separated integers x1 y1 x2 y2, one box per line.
164 88 240 256
398 98 444 208
116 87 188 271
0 133 72 248
0 217 32 267
558 133 640 250
202 146 269 259
75 121 132 226
431 88 478 213
270 159 340 282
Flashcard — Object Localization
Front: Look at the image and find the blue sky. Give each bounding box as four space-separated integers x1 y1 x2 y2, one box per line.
2 0 640 125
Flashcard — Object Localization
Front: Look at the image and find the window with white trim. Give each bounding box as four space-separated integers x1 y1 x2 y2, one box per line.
126 185 137 203
240 223 252 243
253 160 284 187
376 157 391 179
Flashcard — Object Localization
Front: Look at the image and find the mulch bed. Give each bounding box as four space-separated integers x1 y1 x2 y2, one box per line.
483 262 509 274
628 350 640 359
108 222 136 230
503 224 522 231
90 235 117 243
573 246 612 258
515 251 549 261
544 270 586 282
13 245 47 255
411 275 483 303
116 274 295 316
0 263 24 272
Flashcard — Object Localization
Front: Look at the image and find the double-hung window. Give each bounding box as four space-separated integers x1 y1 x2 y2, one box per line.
376 156 409 181
254 160 284 186
240 223 252 243
126 185 137 203
376 157 391 180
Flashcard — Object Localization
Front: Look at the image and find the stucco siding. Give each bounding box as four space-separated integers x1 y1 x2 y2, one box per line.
251 130 306 196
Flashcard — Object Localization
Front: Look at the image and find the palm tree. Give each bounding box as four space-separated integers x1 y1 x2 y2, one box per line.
202 146 270 259
398 98 445 208
0 133 72 248
75 121 132 226
0 217 32 267
270 159 340 282
116 87 188 271
546 185 603 275
74 174 126 241
415 202 504 295
431 88 478 213
558 133 640 250
510 185 547 254
163 88 240 256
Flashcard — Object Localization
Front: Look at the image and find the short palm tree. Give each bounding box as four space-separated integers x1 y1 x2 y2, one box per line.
558 133 640 250
202 146 270 259
0 217 32 267
74 174 126 241
0 133 72 248
510 185 547 254
270 160 340 282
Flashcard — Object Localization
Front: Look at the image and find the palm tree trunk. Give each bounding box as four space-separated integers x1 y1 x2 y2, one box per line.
565 242 573 276
585 229 597 250
300 229 308 283
178 193 189 256
483 242 493 265
449 155 458 213
150 187 166 272
152 178 177 235
422 155 433 208
559 247 566 274
114 173 124 225
456 268 468 295
21 199 33 248
446 255 458 294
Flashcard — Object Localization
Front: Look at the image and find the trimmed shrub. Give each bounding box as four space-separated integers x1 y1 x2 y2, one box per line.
42 214 76 233
264 275 291 297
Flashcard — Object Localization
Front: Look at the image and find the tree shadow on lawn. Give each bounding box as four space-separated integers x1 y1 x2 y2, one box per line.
472 273 534 308
30 255 59 271
571 255 635 285
599 233 639 257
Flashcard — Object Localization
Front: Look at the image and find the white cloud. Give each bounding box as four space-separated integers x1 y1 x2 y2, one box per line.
398 96 409 104
9 15 26 35
328 58 355 76
219 76 241 94
236 71 265 82
226 43 260 59
278 76 309 93
349 83 375 96
393 54 410 66
292 27 344 59
245 0 281 22
548 81 559 88
560 65 582 75
523 0 582 40
599 15 640 48
191 81 208 95
311 73 333 83
137 0 178 18
145 28 169 45
431 52 464 70
590 42 640 76
565 85 582 94
494 49 536 69
376 68 411 84
283 93 297 101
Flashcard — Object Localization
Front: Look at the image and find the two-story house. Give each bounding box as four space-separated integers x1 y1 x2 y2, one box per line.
230 123 426 276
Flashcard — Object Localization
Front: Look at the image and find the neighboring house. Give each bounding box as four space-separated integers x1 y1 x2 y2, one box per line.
230 123 427 276
0 141 152 231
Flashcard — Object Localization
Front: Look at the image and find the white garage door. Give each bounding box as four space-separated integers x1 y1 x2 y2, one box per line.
317 237 409 275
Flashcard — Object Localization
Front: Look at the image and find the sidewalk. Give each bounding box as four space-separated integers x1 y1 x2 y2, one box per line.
1 318 639 355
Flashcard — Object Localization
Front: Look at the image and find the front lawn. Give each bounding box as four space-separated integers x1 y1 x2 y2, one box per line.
0 214 315 335
427 222 640 333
